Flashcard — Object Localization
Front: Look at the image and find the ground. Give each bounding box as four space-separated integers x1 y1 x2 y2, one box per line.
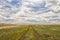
0 24 60 40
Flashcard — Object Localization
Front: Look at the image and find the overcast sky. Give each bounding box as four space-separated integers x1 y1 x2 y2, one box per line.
0 0 60 24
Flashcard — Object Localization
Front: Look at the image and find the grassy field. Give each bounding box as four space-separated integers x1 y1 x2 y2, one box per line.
0 25 60 40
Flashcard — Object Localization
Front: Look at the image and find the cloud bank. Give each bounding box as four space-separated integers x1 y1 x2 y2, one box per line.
0 0 60 24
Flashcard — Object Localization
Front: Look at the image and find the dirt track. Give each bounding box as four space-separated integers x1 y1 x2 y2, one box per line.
0 25 21 29
19 26 41 40
0 24 27 29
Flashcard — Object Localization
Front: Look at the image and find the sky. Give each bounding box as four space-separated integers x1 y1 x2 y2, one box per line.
0 0 60 24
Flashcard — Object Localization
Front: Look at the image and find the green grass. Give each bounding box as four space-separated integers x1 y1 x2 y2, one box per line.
0 25 60 40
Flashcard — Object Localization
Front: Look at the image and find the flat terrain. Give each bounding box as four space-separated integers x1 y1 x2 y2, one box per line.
0 24 60 40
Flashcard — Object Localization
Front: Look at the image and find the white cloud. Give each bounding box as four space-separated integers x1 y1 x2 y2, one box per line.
0 0 60 24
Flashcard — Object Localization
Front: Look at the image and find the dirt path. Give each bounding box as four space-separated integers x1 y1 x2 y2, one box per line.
0 25 20 29
18 27 29 40
18 26 40 40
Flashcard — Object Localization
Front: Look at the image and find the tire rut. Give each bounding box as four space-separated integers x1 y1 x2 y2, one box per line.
18 27 30 40
31 26 41 40
18 26 41 40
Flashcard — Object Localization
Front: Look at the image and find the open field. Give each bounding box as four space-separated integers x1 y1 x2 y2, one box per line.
0 25 60 40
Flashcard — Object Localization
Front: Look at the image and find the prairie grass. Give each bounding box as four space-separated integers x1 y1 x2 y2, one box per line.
0 25 60 40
